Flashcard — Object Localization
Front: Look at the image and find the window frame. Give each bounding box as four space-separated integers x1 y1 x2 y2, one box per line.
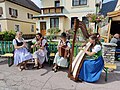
14 24 20 32
50 18 59 28
0 7 3 17
55 1 60 7
72 0 87 6
71 17 78 28
27 13 33 19
0 24 2 32
31 25 34 32
9 8 18 18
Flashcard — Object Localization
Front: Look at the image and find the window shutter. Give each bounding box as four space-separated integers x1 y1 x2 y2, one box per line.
0 7 3 15
9 8 12 15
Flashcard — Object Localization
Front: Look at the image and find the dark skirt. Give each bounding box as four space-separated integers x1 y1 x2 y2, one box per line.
78 56 104 83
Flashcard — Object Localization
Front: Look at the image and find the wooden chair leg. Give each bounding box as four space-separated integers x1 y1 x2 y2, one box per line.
8 57 13 67
8 57 10 67
48 58 51 67
104 67 108 82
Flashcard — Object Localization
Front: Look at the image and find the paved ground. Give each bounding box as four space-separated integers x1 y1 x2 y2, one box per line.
0 58 120 90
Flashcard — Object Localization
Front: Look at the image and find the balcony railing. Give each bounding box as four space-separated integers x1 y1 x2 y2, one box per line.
41 6 64 14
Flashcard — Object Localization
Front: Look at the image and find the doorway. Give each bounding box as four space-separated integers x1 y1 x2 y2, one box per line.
40 22 46 36
111 21 120 35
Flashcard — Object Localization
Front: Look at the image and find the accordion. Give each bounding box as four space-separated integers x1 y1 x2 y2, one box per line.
58 45 68 58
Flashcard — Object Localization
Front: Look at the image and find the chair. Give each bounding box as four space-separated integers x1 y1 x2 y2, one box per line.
48 44 57 66
104 63 117 82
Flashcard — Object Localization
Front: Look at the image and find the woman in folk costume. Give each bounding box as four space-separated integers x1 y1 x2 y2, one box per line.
31 33 48 69
13 31 33 71
52 32 71 72
78 34 104 82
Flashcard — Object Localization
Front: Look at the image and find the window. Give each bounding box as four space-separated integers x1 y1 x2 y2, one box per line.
27 13 33 19
0 24 1 32
50 18 59 28
72 0 87 6
31 25 34 32
0 7 3 17
9 8 18 18
55 1 60 7
15 25 20 31
71 17 78 28
82 16 89 28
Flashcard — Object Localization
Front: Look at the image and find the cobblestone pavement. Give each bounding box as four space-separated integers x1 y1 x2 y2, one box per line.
0 58 120 90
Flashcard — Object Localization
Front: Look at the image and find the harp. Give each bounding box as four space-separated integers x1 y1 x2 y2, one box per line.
68 19 91 81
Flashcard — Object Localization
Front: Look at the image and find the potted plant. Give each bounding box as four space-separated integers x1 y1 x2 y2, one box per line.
86 13 104 23
47 28 61 41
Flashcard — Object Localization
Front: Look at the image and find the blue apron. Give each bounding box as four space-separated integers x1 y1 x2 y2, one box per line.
78 49 104 83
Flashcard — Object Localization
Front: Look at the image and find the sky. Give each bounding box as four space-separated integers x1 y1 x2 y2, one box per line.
31 0 42 8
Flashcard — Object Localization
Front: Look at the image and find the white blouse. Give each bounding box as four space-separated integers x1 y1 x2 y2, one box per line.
13 38 24 45
92 45 101 53
41 39 47 47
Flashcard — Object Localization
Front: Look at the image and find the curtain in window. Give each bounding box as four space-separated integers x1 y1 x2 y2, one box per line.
0 7 3 15
80 0 87 5
73 0 79 6
0 24 1 32
73 0 87 6
50 18 59 28
55 18 59 27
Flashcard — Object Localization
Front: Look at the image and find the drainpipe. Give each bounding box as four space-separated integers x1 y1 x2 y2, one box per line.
95 0 101 33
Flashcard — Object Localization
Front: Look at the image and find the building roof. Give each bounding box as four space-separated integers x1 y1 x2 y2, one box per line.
7 0 40 13
107 10 120 17
100 0 118 16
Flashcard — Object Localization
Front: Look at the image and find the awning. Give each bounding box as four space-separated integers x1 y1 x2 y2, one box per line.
107 10 120 17
33 14 67 18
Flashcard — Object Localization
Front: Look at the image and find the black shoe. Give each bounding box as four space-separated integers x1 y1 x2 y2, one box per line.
32 64 38 69
52 68 54 71
37 65 44 69
54 68 58 72
52 66 56 71
78 78 83 82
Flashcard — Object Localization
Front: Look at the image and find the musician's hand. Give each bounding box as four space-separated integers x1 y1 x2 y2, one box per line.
38 49 42 52
58 45 62 48
65 47 70 51
84 50 88 53
79 47 83 50
36 44 39 47
31 45 34 48
59 44 64 47
81 42 86 46
22 43 26 48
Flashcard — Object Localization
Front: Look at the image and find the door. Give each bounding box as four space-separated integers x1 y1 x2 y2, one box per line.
40 22 46 36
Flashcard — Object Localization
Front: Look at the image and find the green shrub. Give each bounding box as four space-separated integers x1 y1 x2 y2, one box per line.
47 27 61 34
0 30 16 41
47 28 61 41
